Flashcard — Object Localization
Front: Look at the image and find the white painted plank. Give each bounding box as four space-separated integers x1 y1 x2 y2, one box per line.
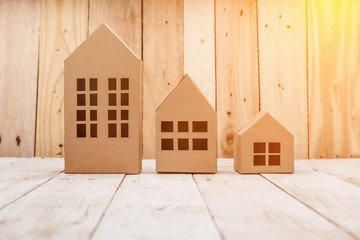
92 160 221 240
0 173 124 240
263 162 360 239
299 159 360 187
0 158 63 210
194 159 352 240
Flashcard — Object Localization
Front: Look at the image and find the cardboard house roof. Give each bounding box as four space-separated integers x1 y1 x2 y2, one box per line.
237 112 293 136
65 23 140 63
156 74 214 112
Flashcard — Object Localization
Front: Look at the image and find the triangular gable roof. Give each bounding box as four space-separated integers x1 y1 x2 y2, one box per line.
156 74 214 112
65 23 140 62
237 112 293 136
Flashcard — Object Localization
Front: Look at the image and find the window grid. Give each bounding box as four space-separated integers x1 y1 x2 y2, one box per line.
108 78 129 138
253 142 281 166
160 121 208 151
76 78 98 138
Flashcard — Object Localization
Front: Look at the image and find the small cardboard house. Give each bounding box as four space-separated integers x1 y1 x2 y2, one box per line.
156 75 217 173
234 112 294 174
64 24 142 174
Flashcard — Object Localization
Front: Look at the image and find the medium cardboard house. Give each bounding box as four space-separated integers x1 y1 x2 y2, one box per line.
64 24 142 174
234 112 294 174
156 75 217 173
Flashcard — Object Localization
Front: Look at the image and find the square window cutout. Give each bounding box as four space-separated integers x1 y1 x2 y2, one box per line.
121 78 129 90
161 121 173 132
77 94 86 106
161 139 173 150
269 142 281 153
108 110 117 120
254 142 266 153
77 78 85 91
121 123 128 138
90 110 97 121
77 124 86 138
90 78 97 91
193 138 207 150
178 139 189 150
108 123 117 138
90 124 97 138
192 121 207 132
109 93 116 106
90 94 97 106
121 110 128 120
121 93 129 106
109 78 116 90
178 121 188 132
76 110 86 121
269 155 281 166
254 155 266 166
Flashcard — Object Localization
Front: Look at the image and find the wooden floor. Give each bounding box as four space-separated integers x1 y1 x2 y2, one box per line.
0 158 359 240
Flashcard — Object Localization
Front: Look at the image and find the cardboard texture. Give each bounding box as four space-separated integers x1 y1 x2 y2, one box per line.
156 75 217 173
234 112 294 174
64 23 142 174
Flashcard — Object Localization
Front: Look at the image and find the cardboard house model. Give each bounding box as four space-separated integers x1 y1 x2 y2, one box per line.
64 24 142 174
234 112 294 174
156 75 217 173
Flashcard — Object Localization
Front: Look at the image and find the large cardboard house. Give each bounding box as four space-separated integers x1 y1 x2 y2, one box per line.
64 24 142 173
156 75 217 173
234 112 294 173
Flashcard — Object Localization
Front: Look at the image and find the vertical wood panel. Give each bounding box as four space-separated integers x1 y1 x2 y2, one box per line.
88 0 142 58
143 0 184 158
216 0 259 157
184 0 215 107
308 0 360 158
35 0 88 157
0 0 40 157
258 0 308 158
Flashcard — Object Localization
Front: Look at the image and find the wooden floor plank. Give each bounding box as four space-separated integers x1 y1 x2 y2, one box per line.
0 158 63 210
194 159 352 240
0 173 124 240
299 159 360 187
262 162 360 239
92 160 221 240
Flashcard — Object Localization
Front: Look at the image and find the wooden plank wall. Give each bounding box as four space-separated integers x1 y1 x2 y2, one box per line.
308 0 360 158
216 0 259 157
0 0 40 157
258 0 308 159
35 0 88 157
0 0 359 159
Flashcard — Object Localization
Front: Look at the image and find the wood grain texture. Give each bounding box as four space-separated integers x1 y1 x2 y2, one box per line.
92 160 221 240
143 0 184 158
88 0 142 57
258 0 308 159
184 0 215 107
308 0 360 158
299 159 360 187
35 0 88 157
0 0 40 157
0 158 63 210
216 0 259 158
0 173 124 240
263 162 360 239
194 159 352 240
